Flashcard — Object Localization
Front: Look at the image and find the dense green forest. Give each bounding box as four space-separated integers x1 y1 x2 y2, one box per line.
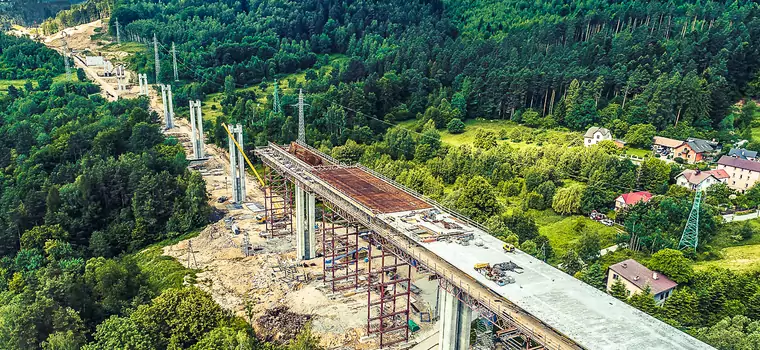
105 1 760 348
0 33 315 349
0 33 63 80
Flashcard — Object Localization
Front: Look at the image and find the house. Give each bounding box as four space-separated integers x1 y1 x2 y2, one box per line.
716 155 760 192
652 136 683 157
672 139 714 164
675 169 729 191
607 259 678 304
614 191 653 211
728 148 758 161
584 127 612 147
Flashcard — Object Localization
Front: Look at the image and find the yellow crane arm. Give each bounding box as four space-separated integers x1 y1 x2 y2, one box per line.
221 123 266 188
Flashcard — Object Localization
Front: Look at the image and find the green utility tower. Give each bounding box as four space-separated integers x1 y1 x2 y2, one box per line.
678 190 702 251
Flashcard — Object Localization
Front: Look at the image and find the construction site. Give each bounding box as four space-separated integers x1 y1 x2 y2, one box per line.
34 20 716 349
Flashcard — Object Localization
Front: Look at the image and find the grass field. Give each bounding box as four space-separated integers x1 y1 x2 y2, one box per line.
625 147 651 158
535 212 619 261
0 73 71 93
694 244 760 272
125 231 200 293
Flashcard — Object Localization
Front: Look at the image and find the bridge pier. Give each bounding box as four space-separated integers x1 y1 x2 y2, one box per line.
227 124 245 203
294 185 316 260
438 288 472 350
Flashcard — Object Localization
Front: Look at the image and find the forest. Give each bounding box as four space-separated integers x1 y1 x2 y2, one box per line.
104 0 760 348
0 33 321 349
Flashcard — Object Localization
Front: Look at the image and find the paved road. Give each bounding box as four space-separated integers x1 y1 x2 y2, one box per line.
723 210 760 223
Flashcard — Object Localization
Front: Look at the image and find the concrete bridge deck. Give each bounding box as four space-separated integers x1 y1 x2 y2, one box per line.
255 142 714 350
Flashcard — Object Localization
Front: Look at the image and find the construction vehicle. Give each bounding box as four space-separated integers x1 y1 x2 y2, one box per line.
503 243 515 253
474 262 490 270
255 214 266 224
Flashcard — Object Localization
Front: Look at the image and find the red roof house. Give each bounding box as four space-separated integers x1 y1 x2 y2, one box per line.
615 191 653 211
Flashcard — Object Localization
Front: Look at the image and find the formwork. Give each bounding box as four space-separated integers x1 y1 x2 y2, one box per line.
366 232 412 348
314 167 431 214
264 167 293 237
321 208 362 292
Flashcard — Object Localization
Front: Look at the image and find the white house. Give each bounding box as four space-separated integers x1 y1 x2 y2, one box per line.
584 127 612 147
675 169 729 191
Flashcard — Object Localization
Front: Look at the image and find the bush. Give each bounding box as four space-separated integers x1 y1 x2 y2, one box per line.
446 118 465 134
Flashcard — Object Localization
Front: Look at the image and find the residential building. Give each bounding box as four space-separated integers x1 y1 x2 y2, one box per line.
607 259 678 304
614 191 653 211
672 139 714 164
652 136 683 157
716 155 760 192
728 148 758 161
584 127 612 147
675 169 729 191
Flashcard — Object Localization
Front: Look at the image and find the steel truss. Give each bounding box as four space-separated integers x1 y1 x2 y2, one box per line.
366 232 411 348
264 166 293 237
321 208 362 292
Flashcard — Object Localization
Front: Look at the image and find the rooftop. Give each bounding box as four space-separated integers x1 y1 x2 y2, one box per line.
653 136 684 148
718 155 760 172
686 139 715 153
728 148 758 160
584 126 611 138
617 191 653 205
608 259 678 295
678 169 729 185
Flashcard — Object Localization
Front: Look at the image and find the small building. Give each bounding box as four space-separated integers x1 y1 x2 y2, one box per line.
652 136 683 157
675 169 729 191
607 259 677 304
614 191 653 211
716 155 760 192
85 55 105 67
584 127 612 147
728 148 758 161
613 139 627 149
673 139 715 164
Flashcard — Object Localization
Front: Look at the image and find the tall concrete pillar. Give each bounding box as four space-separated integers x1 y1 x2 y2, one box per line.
295 185 305 257
161 85 168 126
195 100 204 158
227 124 245 203
294 186 316 260
189 101 198 158
438 287 472 350
166 85 175 129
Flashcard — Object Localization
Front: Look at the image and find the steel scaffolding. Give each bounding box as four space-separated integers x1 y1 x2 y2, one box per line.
321 209 362 292
264 167 293 237
367 232 411 348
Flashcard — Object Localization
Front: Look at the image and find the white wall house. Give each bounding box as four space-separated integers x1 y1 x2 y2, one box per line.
675 169 729 191
584 127 612 147
717 155 760 192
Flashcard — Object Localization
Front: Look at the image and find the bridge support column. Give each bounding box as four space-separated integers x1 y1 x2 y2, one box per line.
227 124 245 203
294 185 316 260
438 287 472 350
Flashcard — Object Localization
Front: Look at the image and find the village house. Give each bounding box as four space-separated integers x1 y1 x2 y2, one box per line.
652 136 683 157
672 139 715 164
716 155 760 192
728 148 758 161
584 127 612 147
675 169 729 191
607 259 678 304
614 191 653 211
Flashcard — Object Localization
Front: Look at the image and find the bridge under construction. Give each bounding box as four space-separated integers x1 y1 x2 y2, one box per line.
253 141 714 350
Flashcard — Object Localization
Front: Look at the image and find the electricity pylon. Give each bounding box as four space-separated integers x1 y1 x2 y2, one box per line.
272 79 281 114
678 190 702 251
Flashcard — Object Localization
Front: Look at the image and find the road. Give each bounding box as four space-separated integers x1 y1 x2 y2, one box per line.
723 210 760 223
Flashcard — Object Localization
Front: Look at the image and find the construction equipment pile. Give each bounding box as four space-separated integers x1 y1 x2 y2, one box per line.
257 306 313 343
475 261 524 286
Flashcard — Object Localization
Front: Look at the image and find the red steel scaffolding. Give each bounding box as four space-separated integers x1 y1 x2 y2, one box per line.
366 232 411 348
321 209 362 292
263 167 293 237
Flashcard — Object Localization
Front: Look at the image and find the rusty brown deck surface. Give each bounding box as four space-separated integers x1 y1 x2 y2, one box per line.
314 167 431 213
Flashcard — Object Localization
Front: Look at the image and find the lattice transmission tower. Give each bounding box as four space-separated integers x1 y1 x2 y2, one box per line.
678 190 702 251
272 79 281 114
